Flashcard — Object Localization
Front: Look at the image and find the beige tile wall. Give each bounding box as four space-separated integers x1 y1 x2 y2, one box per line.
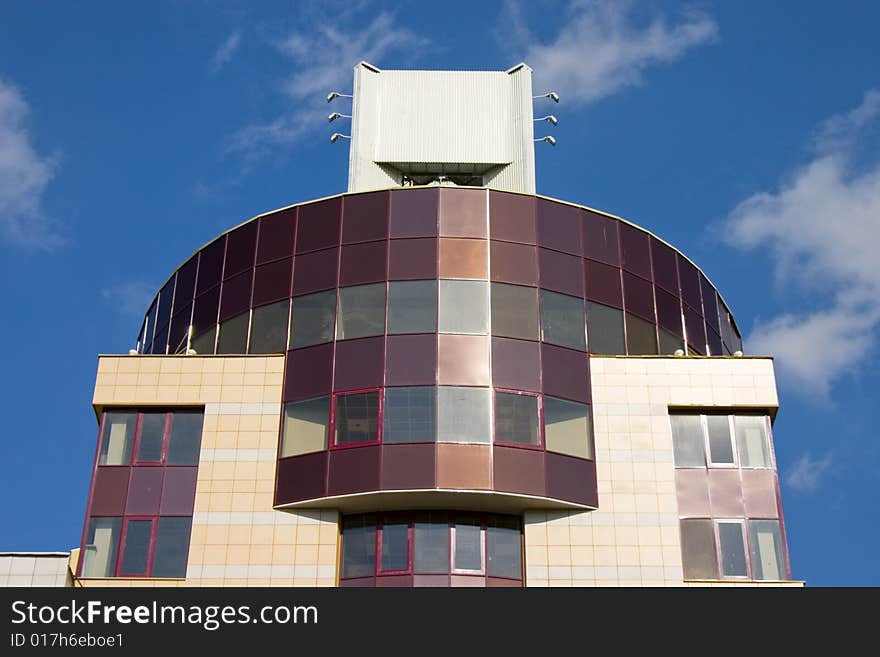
77 355 339 587
525 356 804 587
0 554 71 587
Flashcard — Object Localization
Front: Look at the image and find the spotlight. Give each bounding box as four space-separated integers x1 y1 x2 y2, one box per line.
533 91 560 103
534 115 558 126
330 133 351 143
534 135 557 146
326 91 353 103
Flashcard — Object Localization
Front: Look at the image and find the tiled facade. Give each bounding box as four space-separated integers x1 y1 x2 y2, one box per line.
0 554 71 587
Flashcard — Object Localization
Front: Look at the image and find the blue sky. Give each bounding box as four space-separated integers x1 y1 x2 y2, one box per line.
1 1 877 586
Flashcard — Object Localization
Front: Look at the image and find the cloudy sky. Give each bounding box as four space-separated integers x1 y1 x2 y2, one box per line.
1 1 877 585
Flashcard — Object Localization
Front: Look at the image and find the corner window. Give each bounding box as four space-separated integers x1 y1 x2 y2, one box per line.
290 290 336 348
438 280 489 334
281 397 330 457
540 289 586 351
494 391 540 447
544 396 592 459
336 283 386 340
670 413 774 469
387 280 437 334
334 391 380 446
99 410 203 467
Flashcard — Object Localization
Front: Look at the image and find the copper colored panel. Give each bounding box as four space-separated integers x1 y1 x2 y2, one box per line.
90 467 130 516
545 452 597 506
674 468 711 517
582 211 619 266
651 238 678 294
381 444 435 490
390 188 439 238
541 343 590 403
623 271 655 321
275 452 327 504
219 269 253 321
125 468 164 516
436 444 491 490
385 334 437 386
742 469 779 518
257 208 296 264
439 188 487 238
537 198 582 256
493 446 545 497
296 197 342 253
159 467 198 516
196 237 226 295
342 191 389 244
292 248 339 296
388 238 438 280
488 577 522 587
489 191 536 244
284 343 333 401
492 337 541 392
224 221 258 278
438 238 488 279
340 241 388 286
253 258 293 306
376 575 414 587
584 259 623 308
619 223 652 280
450 575 486 587
438 335 490 386
678 255 702 313
539 248 583 297
334 336 385 391
656 288 683 336
490 241 538 286
708 469 744 517
328 445 381 496
414 575 450 587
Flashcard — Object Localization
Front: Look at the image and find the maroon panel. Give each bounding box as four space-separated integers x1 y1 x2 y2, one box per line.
493 446 545 497
539 248 584 297
439 188 486 238
341 577 375 587
90 467 130 516
742 469 779 518
156 278 175 331
275 452 328 504
284 343 333 401
151 323 169 354
191 286 220 335
623 271 655 321
489 191 536 244
224 221 258 278
541 344 590 403
651 238 678 294
656 288 684 336
328 445 381 496
537 198 582 256
490 241 538 286
619 223 652 280
376 575 414 587
584 259 623 309
340 241 388 286
390 188 439 238
292 248 339 296
545 452 597 507
168 305 193 354
488 577 522 587
414 575 450 587
388 238 438 280
125 468 164 516
342 191 389 244
196 237 226 295
219 269 253 321
381 444 435 490
707 327 723 356
159 467 198 516
708 469 744 517
674 469 711 517
701 276 720 333
252 258 293 306
385 334 437 386
450 575 486 587
173 255 198 314
684 306 706 353
334 337 385 391
491 337 541 392
582 211 620 266
257 208 296 264
678 255 702 313
296 197 342 253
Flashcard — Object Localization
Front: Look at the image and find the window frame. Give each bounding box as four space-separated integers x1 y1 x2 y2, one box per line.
680 517 789 582
542 395 594 460
330 388 383 450
670 412 775 470
131 413 172 466
101 409 204 467
375 516 413 576
381 386 437 445
115 516 158 578
714 519 750 579
493 389 543 450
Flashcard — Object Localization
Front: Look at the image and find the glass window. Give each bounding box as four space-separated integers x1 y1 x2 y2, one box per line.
437 387 491 443
718 522 748 577
290 290 336 348
119 519 153 576
336 283 385 340
380 521 409 572
136 413 167 463
735 415 772 468
152 517 192 578
706 415 735 465
341 517 376 578
81 517 121 577
494 392 539 446
98 412 137 465
540 290 585 350
388 280 437 334
453 518 482 572
586 301 625 354
544 397 592 459
190 328 216 355
217 312 249 354
491 283 539 340
166 411 204 466
670 414 706 467
335 391 379 445
383 387 436 444
249 301 289 354
625 312 658 355
414 512 449 574
749 520 785 580
680 519 717 580
281 397 329 457
659 328 682 355
487 517 521 578
438 280 489 334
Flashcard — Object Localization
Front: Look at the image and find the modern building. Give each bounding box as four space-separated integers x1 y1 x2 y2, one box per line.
10 63 802 587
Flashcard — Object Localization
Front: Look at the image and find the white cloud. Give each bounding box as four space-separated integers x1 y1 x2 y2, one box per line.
784 452 834 493
210 32 242 73
512 1 718 106
0 78 61 248
725 90 880 397
101 281 155 317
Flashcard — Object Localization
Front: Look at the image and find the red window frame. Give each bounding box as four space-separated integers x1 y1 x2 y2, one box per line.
115 516 158 578
376 515 413 575
492 389 543 451
330 388 383 449
131 412 172 466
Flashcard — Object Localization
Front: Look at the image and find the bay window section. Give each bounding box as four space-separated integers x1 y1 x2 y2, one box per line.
487 517 522 579
452 518 483 573
341 516 376 579
414 513 449 574
380 521 410 573
671 412 774 469
334 391 379 446
544 397 592 459
383 387 436 444
281 397 330 457
437 387 491 444
680 518 789 581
